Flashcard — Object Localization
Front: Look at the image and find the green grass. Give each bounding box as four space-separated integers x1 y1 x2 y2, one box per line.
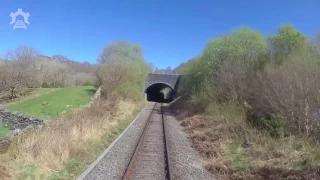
25 88 56 94
6 86 96 119
6 88 57 105
226 142 248 172
0 126 11 138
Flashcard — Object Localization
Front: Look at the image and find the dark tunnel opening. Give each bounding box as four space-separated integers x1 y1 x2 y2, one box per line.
145 83 174 103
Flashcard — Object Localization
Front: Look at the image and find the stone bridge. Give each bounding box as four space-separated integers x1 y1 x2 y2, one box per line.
144 73 181 103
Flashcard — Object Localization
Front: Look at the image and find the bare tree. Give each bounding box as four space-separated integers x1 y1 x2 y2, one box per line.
212 60 254 102
69 72 95 87
41 60 71 87
0 46 39 98
5 46 39 61
154 67 174 74
253 60 320 136
52 55 69 62
96 56 131 97
0 61 27 98
310 33 320 56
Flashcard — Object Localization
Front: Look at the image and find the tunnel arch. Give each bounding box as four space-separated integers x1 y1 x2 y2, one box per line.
144 73 181 103
144 82 174 93
145 83 174 103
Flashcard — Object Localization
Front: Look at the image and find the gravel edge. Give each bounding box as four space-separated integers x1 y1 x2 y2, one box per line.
164 106 214 180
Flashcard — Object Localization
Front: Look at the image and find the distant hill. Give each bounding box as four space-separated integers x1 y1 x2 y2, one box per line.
0 55 97 75
51 55 97 74
62 60 97 74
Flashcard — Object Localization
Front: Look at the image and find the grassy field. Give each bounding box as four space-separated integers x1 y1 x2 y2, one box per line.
23 88 57 97
6 86 96 119
5 88 57 104
0 127 11 138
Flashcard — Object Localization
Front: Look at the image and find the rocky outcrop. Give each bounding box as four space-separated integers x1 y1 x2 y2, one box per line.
0 106 44 150
0 108 44 130
0 110 43 130
0 89 99 152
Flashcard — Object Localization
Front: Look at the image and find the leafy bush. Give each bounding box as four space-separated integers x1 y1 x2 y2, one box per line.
83 80 94 86
247 109 286 138
41 82 51 88
96 41 150 101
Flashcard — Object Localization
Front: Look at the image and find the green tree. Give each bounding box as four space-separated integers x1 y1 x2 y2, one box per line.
96 40 151 100
269 25 307 64
176 27 267 96
175 57 204 94
97 40 143 64
201 27 267 76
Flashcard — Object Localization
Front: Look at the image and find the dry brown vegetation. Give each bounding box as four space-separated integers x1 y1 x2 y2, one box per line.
1 98 141 179
0 163 12 180
173 101 320 180
211 58 320 138
254 60 320 136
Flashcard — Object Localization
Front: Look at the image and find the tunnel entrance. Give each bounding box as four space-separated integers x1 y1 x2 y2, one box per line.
145 83 174 103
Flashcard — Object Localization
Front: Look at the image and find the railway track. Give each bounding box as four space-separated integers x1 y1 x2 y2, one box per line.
122 103 171 180
78 102 172 180
78 102 211 180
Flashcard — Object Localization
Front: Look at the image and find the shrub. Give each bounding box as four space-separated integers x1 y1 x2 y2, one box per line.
211 60 255 103
96 40 150 100
83 80 94 86
246 108 286 138
252 59 320 136
41 82 51 88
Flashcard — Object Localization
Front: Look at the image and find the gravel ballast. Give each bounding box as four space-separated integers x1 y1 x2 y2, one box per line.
78 102 155 180
163 105 214 180
123 103 166 180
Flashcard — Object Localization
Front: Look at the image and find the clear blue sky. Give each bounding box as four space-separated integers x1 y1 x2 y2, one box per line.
0 0 319 69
